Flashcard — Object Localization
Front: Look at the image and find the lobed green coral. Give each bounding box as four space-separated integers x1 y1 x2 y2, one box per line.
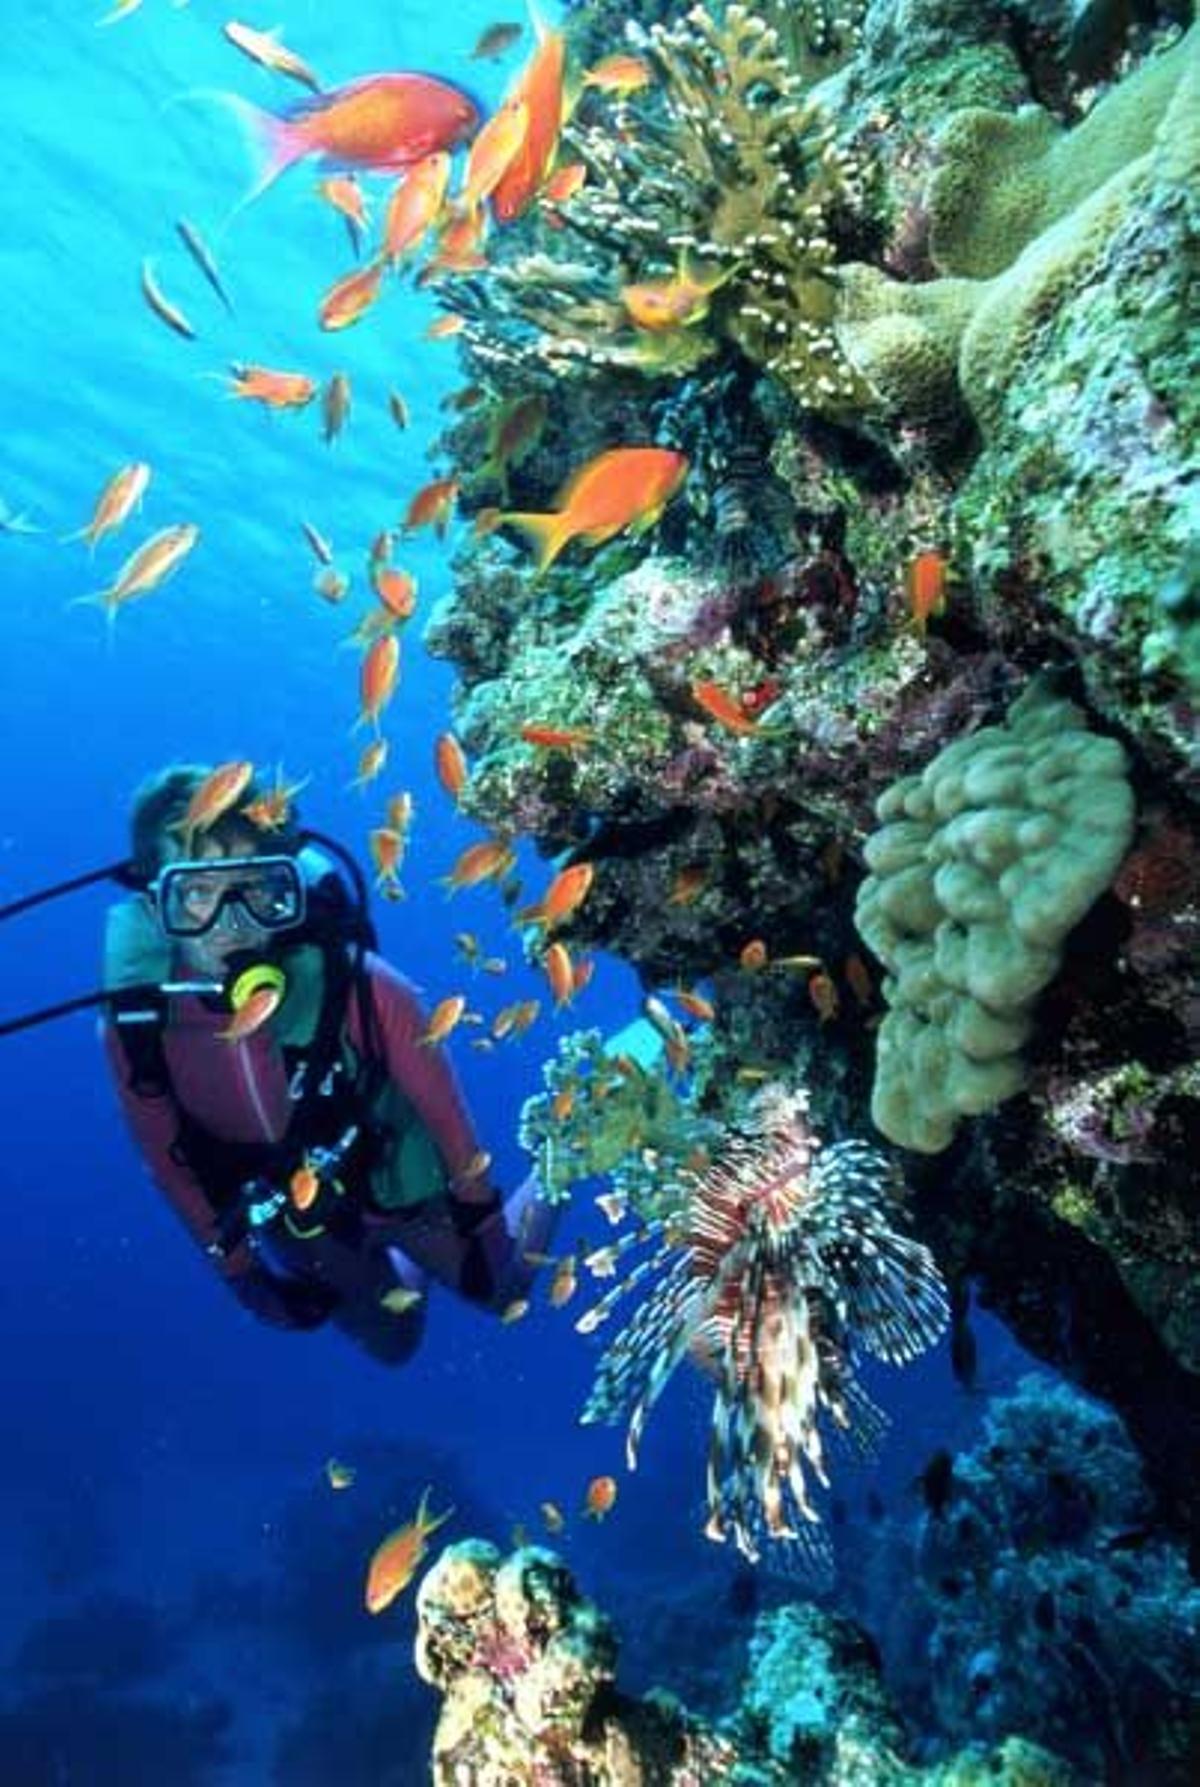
835 23 1199 436
855 681 1136 1154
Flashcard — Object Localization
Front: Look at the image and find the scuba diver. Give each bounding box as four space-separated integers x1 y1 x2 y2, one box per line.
1 765 553 1364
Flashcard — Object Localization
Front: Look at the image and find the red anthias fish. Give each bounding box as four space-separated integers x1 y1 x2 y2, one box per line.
231 73 481 200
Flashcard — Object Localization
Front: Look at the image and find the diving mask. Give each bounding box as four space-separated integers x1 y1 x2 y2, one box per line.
152 855 306 939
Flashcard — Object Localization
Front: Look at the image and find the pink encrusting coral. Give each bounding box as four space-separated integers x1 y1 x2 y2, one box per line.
579 1084 949 1566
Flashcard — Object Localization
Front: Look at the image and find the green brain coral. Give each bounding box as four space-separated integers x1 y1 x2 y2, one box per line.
855 683 1135 1154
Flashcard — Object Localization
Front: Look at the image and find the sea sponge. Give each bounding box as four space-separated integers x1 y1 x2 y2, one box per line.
855 682 1135 1153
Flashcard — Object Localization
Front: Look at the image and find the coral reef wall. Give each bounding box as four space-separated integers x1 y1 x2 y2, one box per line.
419 0 1199 1547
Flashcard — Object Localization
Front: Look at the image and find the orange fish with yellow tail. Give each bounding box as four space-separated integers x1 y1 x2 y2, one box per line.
364 1488 453 1614
501 446 688 573
489 22 566 222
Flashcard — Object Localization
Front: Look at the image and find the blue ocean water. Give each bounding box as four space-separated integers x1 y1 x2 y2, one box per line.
0 5 1031 1781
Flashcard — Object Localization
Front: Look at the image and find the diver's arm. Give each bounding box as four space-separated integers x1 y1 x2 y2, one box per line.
352 958 557 1308
100 1024 329 1329
353 954 500 1209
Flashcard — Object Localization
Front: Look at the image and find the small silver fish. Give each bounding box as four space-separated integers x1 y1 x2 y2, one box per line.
176 218 234 313
140 258 196 339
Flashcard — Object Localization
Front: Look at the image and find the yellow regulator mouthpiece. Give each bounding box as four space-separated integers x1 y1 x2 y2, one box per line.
228 961 287 1014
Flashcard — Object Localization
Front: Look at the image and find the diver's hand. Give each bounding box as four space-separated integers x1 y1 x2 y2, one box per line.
232 1265 338 1330
448 1191 503 1304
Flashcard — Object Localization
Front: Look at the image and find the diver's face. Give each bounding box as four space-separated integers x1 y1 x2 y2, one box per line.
157 836 271 979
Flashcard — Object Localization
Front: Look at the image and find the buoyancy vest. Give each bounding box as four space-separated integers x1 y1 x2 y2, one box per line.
103 896 447 1250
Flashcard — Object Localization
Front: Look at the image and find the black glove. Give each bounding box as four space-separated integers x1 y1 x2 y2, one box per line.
233 1265 339 1331
449 1191 503 1306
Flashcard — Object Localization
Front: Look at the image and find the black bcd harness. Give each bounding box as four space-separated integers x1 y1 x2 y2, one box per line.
112 907 390 1260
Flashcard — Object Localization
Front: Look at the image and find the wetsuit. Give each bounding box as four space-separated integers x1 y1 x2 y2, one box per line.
103 942 546 1363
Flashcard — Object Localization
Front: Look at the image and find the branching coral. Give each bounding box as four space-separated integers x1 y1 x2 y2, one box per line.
446 3 878 412
518 1025 705 1206
579 1083 948 1567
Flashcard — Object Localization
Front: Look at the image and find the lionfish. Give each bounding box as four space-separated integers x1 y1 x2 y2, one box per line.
578 1085 948 1566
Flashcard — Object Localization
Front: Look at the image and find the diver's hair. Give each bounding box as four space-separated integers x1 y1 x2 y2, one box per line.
129 764 301 882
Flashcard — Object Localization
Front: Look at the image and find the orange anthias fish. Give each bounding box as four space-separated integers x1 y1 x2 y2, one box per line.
519 723 593 751
227 364 317 410
461 97 529 209
218 978 284 1042
490 26 566 222
425 313 466 341
382 151 451 263
621 253 732 333
906 548 950 634
441 837 517 893
317 173 369 241
434 732 468 803
525 862 594 932
372 565 418 622
241 765 309 830
228 73 481 202
502 446 688 572
420 993 468 1045
423 201 490 275
351 738 389 788
402 476 460 538
690 679 759 736
319 260 385 331
74 523 200 624
364 1487 453 1614
541 161 586 203
176 760 256 845
357 634 400 732
583 1475 618 1520
369 825 405 894
581 52 653 95
542 940 575 1008
63 462 151 551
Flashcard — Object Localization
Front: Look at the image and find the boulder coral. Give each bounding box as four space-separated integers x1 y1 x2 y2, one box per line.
855 681 1135 1153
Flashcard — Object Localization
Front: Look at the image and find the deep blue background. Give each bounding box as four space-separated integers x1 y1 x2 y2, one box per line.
1 4 1023 1777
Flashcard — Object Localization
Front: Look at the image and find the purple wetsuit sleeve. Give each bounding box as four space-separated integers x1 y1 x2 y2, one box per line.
100 1023 324 1329
355 955 498 1207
